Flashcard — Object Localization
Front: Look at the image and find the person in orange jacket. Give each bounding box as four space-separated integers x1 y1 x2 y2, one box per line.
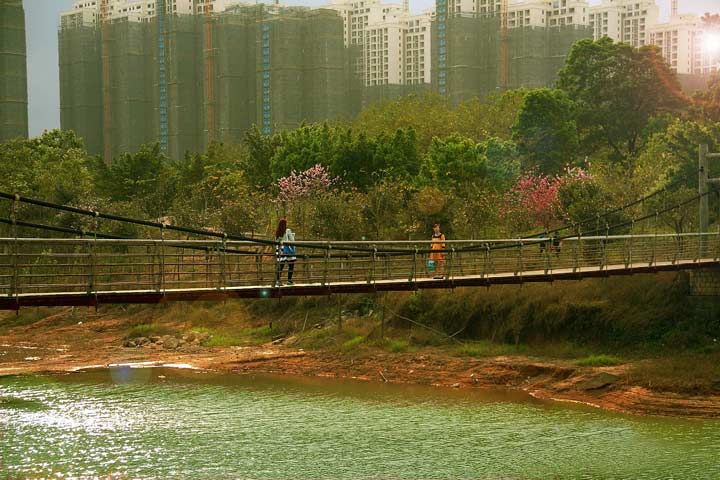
429 223 446 279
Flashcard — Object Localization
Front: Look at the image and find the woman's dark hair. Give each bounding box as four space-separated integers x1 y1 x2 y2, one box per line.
275 218 288 239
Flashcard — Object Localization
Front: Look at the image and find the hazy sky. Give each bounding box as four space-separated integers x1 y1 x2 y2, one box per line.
24 0 720 137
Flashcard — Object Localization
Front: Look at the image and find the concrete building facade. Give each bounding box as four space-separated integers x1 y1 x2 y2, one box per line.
325 0 432 88
649 13 720 76
588 0 658 47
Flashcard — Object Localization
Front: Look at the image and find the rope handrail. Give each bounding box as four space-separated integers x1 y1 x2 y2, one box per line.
0 178 709 256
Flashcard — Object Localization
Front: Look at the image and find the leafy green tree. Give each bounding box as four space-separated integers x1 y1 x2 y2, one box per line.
96 143 176 218
636 120 720 191
423 134 488 191
691 73 720 123
557 38 683 162
0 130 95 203
448 185 502 239
0 130 98 232
512 88 579 175
371 128 421 180
307 190 365 241
701 13 720 26
362 179 411 240
480 137 521 187
456 89 528 141
242 126 279 190
329 131 376 189
408 186 451 238
270 123 344 180
352 92 458 151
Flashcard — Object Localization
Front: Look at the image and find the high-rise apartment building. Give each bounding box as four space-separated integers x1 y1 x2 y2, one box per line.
0 0 28 142
324 0 432 88
446 0 588 27
650 14 720 75
588 0 658 47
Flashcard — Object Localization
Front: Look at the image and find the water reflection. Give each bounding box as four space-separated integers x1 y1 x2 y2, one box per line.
1 368 719 479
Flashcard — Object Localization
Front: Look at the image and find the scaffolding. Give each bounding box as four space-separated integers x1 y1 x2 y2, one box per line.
432 14 592 103
107 21 158 159
0 0 28 142
210 6 261 146
59 25 103 155
59 4 359 160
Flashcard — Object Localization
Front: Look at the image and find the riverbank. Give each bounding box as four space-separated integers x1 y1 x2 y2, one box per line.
1 304 719 418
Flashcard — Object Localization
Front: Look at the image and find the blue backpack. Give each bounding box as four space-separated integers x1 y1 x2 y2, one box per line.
282 230 296 256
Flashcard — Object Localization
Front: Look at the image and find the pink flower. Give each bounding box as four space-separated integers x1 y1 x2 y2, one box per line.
501 168 592 231
276 164 338 205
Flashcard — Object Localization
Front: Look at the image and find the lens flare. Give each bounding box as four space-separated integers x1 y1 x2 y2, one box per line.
705 33 720 55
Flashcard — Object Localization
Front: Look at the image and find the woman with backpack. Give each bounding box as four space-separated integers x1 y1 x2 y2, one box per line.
275 218 297 286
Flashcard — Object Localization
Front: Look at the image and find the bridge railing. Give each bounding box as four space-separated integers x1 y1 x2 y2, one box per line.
1 233 718 298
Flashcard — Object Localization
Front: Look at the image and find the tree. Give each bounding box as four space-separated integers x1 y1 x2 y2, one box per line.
362 179 411 240
371 128 422 180
423 134 488 191
691 73 720 123
0 130 97 230
96 143 176 218
242 126 279 190
480 137 521 188
456 89 528 141
353 92 459 151
557 38 683 162
512 88 579 175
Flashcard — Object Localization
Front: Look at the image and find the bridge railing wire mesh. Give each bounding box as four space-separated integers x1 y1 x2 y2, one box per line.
1 232 718 300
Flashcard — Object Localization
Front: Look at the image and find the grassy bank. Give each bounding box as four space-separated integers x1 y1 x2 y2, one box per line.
1 272 719 394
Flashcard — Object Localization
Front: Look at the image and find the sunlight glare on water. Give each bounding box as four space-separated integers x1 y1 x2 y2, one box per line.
1 368 719 479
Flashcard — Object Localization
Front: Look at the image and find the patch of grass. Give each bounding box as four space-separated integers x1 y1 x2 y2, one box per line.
629 352 720 394
126 323 174 339
528 342 591 359
341 335 366 351
190 324 274 347
453 341 525 358
385 339 416 353
242 325 273 342
204 334 245 347
0 308 52 333
576 354 625 367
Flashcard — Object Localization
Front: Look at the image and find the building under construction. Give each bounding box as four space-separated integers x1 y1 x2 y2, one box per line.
0 0 28 142
432 12 592 103
59 4 360 161
59 1 595 161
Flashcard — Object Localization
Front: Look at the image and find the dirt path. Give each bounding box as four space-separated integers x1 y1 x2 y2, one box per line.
2 312 719 418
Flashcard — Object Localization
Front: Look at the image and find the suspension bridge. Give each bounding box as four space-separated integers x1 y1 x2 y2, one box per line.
1 145 719 309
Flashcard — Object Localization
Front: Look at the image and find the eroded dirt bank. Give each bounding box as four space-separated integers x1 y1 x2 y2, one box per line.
1 312 719 418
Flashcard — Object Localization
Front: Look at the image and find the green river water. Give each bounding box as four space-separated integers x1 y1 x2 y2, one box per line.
1 367 719 479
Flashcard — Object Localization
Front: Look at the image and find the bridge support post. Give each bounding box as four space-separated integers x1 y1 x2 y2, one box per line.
700 144 709 257
699 144 720 256
381 292 386 339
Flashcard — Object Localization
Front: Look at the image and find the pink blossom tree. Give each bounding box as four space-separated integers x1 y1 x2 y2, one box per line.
502 167 591 234
276 164 337 206
275 164 339 236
